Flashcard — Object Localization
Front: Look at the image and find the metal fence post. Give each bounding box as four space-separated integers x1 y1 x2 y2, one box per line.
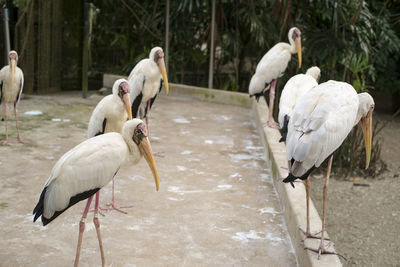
208 0 215 89
82 2 93 98
3 7 11 65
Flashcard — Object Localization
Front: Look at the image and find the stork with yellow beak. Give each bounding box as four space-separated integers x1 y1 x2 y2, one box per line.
128 47 169 128
33 119 159 267
0 50 24 143
87 78 133 212
249 27 302 128
283 80 374 259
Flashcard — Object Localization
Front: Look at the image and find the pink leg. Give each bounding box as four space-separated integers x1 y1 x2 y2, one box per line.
304 156 346 260
300 178 328 240
2 102 10 143
93 191 106 267
14 102 23 142
265 79 280 129
145 99 151 130
105 179 133 214
74 195 94 267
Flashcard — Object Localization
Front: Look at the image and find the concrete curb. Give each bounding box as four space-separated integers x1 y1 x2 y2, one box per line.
252 98 342 267
103 74 342 266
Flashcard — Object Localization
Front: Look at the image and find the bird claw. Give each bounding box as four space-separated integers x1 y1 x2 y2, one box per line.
1 139 11 144
299 228 330 241
16 138 24 143
264 120 280 129
105 202 133 214
304 245 347 261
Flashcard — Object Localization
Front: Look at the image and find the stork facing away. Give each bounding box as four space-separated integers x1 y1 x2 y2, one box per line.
129 46 169 128
249 27 302 129
33 119 159 267
278 66 320 142
0 50 24 143
283 80 374 259
88 78 133 212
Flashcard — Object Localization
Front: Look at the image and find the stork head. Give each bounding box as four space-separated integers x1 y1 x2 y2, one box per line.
9 50 18 84
150 47 169 94
288 27 302 68
125 119 160 191
305 66 321 82
357 93 375 169
112 78 133 120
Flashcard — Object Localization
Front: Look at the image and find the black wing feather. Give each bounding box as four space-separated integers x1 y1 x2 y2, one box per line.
131 92 143 119
33 187 100 226
94 118 107 136
0 81 3 105
279 115 289 142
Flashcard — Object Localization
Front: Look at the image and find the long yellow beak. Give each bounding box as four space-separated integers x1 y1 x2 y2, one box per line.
158 58 169 94
122 93 133 120
139 137 160 191
361 111 373 169
295 38 302 68
10 59 16 84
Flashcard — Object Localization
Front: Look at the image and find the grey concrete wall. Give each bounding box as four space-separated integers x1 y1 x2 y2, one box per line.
103 74 252 108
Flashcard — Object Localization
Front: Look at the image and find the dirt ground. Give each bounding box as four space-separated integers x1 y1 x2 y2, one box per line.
0 92 297 266
309 113 400 266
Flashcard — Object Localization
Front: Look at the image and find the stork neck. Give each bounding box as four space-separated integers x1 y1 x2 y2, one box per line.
125 137 142 164
289 37 296 54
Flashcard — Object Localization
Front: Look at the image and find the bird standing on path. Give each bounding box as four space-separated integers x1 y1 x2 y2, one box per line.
0 50 24 143
129 46 169 128
33 119 160 267
87 78 133 212
249 27 302 129
278 66 320 142
283 80 374 259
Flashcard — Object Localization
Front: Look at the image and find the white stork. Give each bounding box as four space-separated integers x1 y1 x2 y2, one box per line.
33 119 159 267
249 27 302 128
128 46 169 128
283 80 374 259
0 50 24 143
278 66 320 142
87 78 133 212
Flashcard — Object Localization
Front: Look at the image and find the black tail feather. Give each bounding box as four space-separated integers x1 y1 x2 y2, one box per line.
33 187 47 222
283 166 316 188
249 93 263 102
279 115 289 143
33 187 100 226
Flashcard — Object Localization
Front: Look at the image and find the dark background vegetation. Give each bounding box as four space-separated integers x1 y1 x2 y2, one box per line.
0 0 399 175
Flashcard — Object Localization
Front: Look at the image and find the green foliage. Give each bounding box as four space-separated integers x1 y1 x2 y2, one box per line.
331 120 387 179
85 0 400 95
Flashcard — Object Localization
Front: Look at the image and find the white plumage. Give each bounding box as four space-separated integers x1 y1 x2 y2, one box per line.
249 27 302 98
128 46 169 124
278 66 320 130
286 80 367 176
0 50 24 142
249 27 302 128
42 132 130 219
283 80 374 258
34 119 158 224
33 119 159 266
88 78 132 138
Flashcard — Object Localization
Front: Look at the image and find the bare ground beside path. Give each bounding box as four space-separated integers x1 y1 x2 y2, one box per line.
310 113 400 267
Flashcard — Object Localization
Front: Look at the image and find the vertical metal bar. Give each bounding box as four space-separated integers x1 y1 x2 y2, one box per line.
165 0 169 74
208 0 215 89
3 8 11 65
82 2 93 98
